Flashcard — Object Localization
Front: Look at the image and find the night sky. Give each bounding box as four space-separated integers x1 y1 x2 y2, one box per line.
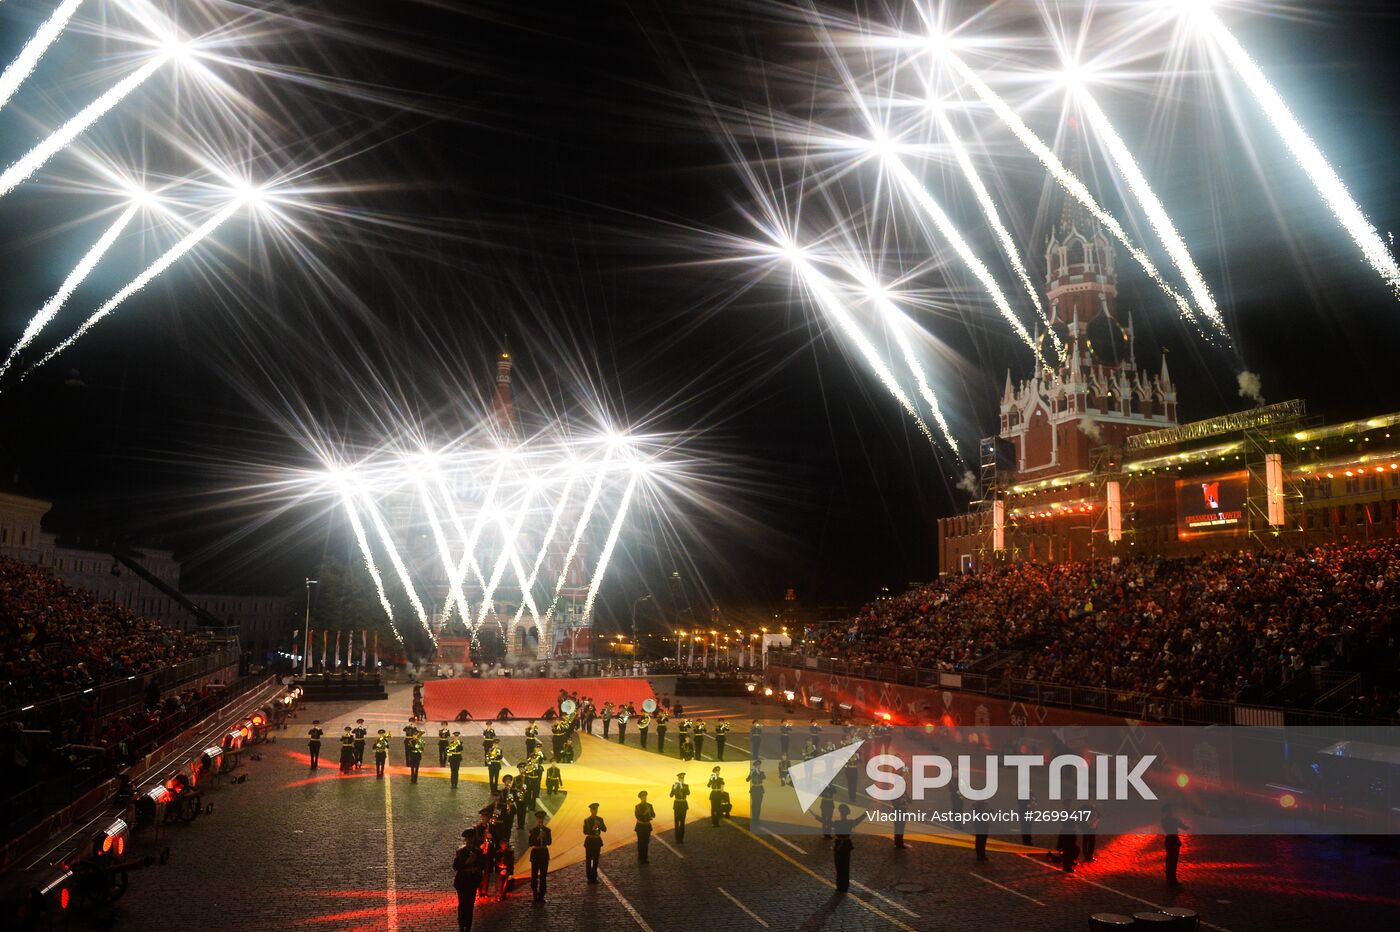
1 0 1399 630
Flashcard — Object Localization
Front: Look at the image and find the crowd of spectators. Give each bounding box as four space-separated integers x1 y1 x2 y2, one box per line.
815 540 1400 708
1 556 215 710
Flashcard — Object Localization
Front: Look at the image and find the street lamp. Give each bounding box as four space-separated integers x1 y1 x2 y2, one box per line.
631 594 652 661
301 578 318 677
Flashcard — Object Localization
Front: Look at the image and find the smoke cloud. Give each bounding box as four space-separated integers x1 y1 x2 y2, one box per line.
957 470 979 495
1236 370 1265 406
1079 415 1103 443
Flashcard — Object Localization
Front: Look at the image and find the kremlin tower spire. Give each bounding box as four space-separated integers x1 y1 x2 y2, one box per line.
997 122 1179 478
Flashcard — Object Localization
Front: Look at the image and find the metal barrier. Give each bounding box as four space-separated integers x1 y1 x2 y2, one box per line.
766 650 1391 727
1 671 270 845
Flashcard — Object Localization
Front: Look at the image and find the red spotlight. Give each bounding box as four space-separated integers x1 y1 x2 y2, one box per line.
880 712 892 722
1279 793 1297 809
59 888 70 910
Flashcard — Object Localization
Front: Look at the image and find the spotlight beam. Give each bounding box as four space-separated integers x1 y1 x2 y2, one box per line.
1198 9 1400 297
0 55 167 198
29 198 242 373
1 201 137 380
0 0 85 113
1075 86 1225 332
580 473 638 628
944 53 1200 327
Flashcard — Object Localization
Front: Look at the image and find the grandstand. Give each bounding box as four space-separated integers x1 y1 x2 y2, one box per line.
794 541 1399 725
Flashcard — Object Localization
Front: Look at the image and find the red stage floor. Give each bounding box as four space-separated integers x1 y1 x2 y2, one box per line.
421 675 657 721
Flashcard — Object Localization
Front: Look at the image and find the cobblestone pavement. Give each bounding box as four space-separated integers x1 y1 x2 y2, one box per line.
75 686 1400 931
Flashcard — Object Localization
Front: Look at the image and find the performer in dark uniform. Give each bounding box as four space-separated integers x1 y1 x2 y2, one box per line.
486 745 503 793
352 720 368 769
670 772 690 843
715 720 730 760
818 783 836 838
616 707 630 744
747 720 761 758
1161 804 1188 886
830 804 867 893
582 803 607 883
844 744 860 800
307 721 323 770
525 720 540 758
707 766 726 826
634 791 656 863
545 759 562 795
637 713 651 750
373 729 390 778
438 722 452 768
779 719 792 758
746 760 766 828
528 812 552 903
447 732 464 788
655 710 668 753
406 730 424 783
339 727 356 774
601 703 613 739
453 828 484 931
481 722 497 763
973 799 989 861
1081 806 1098 862
692 719 707 760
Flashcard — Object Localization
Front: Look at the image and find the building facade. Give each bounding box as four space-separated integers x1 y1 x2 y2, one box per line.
0 490 290 649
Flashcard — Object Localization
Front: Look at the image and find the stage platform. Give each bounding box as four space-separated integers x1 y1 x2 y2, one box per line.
422 675 657 721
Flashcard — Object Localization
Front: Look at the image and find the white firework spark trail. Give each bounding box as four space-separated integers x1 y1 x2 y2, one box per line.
944 53 1200 327
340 486 404 644
0 55 166 198
930 106 1062 357
440 460 504 626
837 257 961 458
473 484 538 629
415 472 471 635
1198 9 1400 298
509 471 579 637
580 472 638 628
884 153 1043 361
360 491 434 645
30 198 241 372
0 0 85 112
541 452 614 635
1 201 137 380
1075 86 1225 332
872 287 961 459
789 252 939 447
